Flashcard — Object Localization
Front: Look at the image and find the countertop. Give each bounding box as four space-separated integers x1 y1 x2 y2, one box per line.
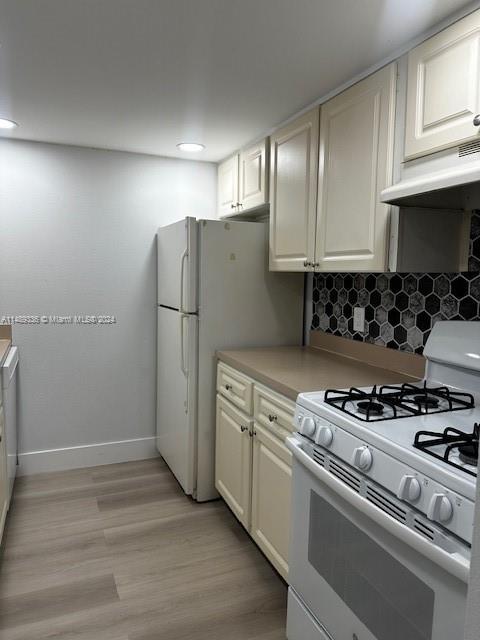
0 339 11 368
217 343 422 401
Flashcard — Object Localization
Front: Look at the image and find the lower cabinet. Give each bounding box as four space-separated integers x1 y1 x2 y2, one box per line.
215 395 253 528
251 423 292 580
0 407 8 542
215 363 295 581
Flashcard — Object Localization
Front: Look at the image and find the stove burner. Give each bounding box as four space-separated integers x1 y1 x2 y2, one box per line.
414 423 480 477
357 401 384 416
413 395 439 409
458 442 478 466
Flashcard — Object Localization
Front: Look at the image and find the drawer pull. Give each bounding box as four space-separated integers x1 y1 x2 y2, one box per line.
240 425 248 433
268 414 278 422
225 384 232 391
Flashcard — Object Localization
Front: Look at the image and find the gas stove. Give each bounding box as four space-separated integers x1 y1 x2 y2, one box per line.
294 321 480 545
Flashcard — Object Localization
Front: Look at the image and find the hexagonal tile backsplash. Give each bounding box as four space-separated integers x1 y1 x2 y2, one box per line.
311 213 480 354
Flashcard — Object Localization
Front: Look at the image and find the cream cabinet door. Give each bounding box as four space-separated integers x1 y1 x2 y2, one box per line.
269 108 319 272
405 10 480 159
215 395 252 528
238 139 268 212
0 408 8 543
217 154 239 218
315 64 396 272
251 423 292 581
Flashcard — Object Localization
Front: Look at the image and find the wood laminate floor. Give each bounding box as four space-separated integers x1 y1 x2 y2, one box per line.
0 458 287 639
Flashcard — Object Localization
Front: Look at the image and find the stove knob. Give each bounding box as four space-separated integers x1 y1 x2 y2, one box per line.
300 416 316 439
315 426 333 447
427 493 453 523
352 446 373 471
397 475 421 502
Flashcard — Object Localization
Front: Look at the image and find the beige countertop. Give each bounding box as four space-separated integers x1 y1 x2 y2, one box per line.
217 334 424 401
0 339 11 368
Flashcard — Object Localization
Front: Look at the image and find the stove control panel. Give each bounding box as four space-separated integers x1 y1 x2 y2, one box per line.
352 445 373 471
299 416 316 438
428 493 453 523
294 403 475 544
397 475 421 502
315 426 333 447
297 412 336 444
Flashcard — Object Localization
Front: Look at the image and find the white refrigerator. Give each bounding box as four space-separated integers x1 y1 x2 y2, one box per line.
157 217 303 501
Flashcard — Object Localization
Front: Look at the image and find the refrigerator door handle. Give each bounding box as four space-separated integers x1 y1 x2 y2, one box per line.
179 248 188 313
180 313 188 377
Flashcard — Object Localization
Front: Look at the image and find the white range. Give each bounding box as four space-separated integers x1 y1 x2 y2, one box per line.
286 321 480 640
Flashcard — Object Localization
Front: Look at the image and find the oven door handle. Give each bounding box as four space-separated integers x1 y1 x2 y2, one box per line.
286 436 470 584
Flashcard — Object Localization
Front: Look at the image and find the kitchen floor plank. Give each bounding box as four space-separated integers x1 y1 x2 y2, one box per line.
0 458 288 639
0 574 119 630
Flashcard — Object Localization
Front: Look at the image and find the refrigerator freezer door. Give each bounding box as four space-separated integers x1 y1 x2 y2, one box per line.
156 306 198 496
157 217 197 313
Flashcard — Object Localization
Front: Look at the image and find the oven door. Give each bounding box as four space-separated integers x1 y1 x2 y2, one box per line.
286 437 469 640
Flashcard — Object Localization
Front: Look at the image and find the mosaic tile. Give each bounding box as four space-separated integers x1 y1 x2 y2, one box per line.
310 212 480 354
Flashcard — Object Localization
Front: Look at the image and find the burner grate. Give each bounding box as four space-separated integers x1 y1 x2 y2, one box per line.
413 424 479 477
324 382 475 423
380 382 475 413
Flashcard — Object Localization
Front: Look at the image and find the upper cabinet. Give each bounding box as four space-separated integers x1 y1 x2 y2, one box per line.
217 138 268 218
269 66 395 273
238 139 269 212
405 11 480 160
217 154 239 218
315 63 396 272
269 108 319 271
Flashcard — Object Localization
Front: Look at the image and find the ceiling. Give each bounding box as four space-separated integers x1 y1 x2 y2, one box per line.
0 0 477 162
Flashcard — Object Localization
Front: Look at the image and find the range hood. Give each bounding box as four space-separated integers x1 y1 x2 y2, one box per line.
381 150 480 210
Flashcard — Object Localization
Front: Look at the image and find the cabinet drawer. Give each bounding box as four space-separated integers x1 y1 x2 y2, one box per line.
217 362 253 414
254 385 295 441
253 420 292 467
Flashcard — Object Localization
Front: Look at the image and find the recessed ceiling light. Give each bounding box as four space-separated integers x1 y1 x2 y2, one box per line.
0 118 18 130
176 142 205 153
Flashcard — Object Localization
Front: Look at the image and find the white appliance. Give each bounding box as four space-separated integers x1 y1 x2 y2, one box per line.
156 217 303 502
286 321 480 640
2 346 18 506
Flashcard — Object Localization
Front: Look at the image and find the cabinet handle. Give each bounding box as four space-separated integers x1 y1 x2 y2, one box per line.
268 414 278 422
225 384 232 391
236 202 243 208
240 425 248 433
474 115 480 126
230 203 237 209
303 259 312 268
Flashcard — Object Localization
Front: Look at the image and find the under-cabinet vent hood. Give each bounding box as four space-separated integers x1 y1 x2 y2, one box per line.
381 150 480 210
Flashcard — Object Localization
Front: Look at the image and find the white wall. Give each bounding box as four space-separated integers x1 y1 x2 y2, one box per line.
0 139 216 473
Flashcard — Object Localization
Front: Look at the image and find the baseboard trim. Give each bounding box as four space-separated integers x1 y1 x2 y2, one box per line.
17 436 158 476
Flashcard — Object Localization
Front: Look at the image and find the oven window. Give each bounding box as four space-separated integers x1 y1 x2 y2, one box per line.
308 491 434 640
